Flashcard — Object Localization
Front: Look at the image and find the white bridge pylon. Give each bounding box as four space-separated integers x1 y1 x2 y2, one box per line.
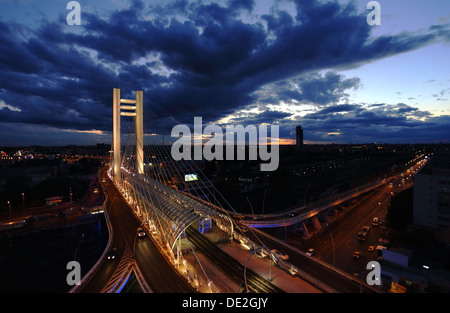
110 88 240 263
112 88 144 182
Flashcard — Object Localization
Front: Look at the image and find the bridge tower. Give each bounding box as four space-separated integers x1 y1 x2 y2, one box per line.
112 88 144 182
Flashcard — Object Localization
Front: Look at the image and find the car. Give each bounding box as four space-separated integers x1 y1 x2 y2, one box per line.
368 245 375 253
256 248 270 258
306 248 315 256
372 217 379 226
361 225 371 233
107 248 117 260
378 237 390 245
137 227 146 237
288 265 297 276
271 249 289 261
353 251 362 259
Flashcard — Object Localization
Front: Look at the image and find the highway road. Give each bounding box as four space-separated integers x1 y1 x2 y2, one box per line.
242 179 387 228
77 168 195 293
77 168 380 293
244 228 378 293
303 175 413 278
185 225 284 293
76 155 425 293
244 161 424 293
73 180 125 292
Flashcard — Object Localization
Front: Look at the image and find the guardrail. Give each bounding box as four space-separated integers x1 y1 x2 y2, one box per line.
132 264 153 293
101 246 135 293
69 171 114 293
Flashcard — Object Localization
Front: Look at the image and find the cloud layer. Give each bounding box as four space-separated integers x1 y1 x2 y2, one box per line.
0 0 449 144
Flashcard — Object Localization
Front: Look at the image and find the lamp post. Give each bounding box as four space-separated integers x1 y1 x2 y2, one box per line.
246 196 254 216
7 201 11 220
22 193 25 211
304 182 311 206
326 223 335 266
243 246 272 293
70 187 73 209
73 233 85 262
262 189 266 215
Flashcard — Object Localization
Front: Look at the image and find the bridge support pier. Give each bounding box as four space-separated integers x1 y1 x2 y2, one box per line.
322 212 331 224
312 216 322 231
135 90 144 175
300 222 310 238
113 88 121 182
112 88 144 183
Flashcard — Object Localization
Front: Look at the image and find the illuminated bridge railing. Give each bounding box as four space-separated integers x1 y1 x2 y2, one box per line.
117 169 234 252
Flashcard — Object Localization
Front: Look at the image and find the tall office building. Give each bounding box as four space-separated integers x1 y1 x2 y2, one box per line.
413 152 450 232
296 126 303 152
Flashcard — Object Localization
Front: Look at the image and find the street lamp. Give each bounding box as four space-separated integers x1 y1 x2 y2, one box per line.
70 187 73 209
246 196 254 216
7 200 11 220
326 223 335 266
243 246 273 293
22 192 25 211
304 182 311 206
262 189 267 215
73 233 85 262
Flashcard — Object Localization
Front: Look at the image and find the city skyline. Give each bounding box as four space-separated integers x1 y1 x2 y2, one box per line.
0 0 449 146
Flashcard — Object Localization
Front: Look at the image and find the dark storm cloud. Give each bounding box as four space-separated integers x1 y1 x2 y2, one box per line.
314 103 361 114
0 0 449 144
257 71 360 106
304 103 430 125
296 103 450 143
293 72 360 105
226 110 292 126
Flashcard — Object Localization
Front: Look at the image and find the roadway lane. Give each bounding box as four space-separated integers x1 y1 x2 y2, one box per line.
247 175 414 293
304 176 412 277
243 179 387 228
76 181 127 293
245 228 377 293
102 171 195 293
78 169 194 293
237 165 423 293
185 226 284 293
134 230 195 292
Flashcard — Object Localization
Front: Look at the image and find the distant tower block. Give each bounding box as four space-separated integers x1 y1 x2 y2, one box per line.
112 88 144 182
296 126 303 152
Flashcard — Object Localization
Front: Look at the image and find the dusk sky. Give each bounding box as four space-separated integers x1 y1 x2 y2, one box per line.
0 0 449 146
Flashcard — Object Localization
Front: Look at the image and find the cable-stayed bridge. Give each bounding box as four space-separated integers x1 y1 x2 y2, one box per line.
74 88 380 294
107 88 287 293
